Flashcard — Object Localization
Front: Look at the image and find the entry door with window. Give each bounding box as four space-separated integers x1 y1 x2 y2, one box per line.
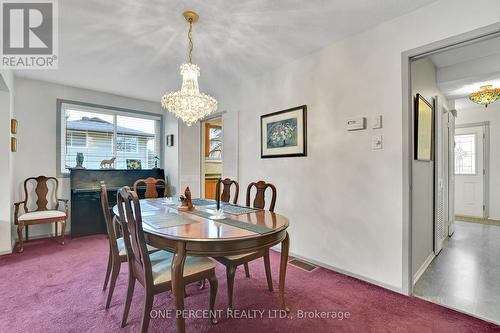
454 126 485 218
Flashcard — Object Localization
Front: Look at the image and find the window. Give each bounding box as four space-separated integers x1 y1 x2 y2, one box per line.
455 134 476 175
58 101 162 175
204 123 222 160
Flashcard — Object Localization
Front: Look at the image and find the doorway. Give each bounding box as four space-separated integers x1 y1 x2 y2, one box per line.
201 117 222 199
408 32 500 324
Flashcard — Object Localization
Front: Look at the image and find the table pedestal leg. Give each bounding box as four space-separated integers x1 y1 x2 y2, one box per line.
171 242 187 333
279 232 290 312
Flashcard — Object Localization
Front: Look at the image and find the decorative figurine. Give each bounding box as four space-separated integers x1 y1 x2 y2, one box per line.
178 186 194 211
153 155 160 169
74 152 85 169
100 157 116 169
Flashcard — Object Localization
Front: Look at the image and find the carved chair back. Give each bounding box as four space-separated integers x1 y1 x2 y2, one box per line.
100 182 121 258
218 178 239 204
133 177 167 199
117 186 153 285
23 176 59 213
246 181 277 212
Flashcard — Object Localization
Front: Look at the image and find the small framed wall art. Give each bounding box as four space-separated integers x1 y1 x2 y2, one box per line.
261 105 307 158
11 119 17 134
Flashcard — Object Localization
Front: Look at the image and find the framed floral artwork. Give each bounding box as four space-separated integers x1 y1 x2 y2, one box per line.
261 105 307 158
126 159 142 170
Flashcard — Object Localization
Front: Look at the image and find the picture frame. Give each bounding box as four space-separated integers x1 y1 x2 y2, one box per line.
414 94 434 161
166 134 174 147
126 159 142 170
11 119 17 134
11 137 17 152
261 105 307 158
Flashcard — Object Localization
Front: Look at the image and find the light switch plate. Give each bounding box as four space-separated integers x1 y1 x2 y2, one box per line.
346 117 366 131
372 115 382 129
372 135 383 150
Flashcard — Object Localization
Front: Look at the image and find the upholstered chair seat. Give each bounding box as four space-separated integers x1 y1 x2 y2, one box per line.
18 210 66 221
116 237 157 257
151 253 216 286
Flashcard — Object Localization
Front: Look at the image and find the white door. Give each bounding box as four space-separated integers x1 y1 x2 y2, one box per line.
454 125 485 218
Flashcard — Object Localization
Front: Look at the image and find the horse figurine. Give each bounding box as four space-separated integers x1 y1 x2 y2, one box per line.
100 157 116 169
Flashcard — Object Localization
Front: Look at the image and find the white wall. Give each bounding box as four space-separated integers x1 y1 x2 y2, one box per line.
226 0 500 291
0 70 15 254
456 103 500 219
12 77 174 239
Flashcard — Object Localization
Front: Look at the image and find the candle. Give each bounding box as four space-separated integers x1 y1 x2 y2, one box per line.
216 178 221 211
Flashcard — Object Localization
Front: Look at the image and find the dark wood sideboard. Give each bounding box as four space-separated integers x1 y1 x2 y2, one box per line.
70 169 165 238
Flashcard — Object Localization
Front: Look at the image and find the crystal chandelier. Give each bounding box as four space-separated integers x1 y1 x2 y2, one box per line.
161 10 217 126
469 85 500 108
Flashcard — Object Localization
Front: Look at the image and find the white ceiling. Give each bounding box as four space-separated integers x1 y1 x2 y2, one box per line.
14 0 437 102
429 36 500 110
430 37 500 68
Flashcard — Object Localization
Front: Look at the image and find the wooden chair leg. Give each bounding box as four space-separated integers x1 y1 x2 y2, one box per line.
60 221 66 245
140 292 154 333
105 261 121 309
226 265 236 311
198 279 206 290
103 250 112 291
25 225 29 241
121 272 136 328
17 224 24 253
54 222 58 238
243 263 250 278
208 274 218 325
264 249 273 292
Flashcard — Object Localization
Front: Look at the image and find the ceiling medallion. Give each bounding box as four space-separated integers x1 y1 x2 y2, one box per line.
161 10 218 126
469 85 500 108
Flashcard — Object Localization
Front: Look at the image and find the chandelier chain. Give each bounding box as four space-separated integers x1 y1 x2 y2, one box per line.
188 20 193 64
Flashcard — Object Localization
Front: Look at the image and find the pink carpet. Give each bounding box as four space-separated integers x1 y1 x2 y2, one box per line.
0 236 498 333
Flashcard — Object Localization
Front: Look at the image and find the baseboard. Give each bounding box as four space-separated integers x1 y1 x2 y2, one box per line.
413 252 435 285
271 247 403 294
13 232 71 242
455 215 500 226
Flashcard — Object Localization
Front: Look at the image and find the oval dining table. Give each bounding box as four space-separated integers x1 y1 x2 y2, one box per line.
113 197 290 333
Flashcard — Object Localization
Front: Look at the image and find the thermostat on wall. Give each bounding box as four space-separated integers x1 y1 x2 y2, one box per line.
346 117 366 131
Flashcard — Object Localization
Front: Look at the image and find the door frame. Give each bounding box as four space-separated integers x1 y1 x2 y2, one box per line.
200 113 224 198
402 22 500 295
455 122 490 218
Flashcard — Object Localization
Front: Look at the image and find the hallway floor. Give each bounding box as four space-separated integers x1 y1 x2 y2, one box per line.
414 220 500 325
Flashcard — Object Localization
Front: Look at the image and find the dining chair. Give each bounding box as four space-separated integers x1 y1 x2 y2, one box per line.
218 178 239 204
117 186 218 332
13 176 68 253
133 177 167 199
100 182 158 309
214 180 276 310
